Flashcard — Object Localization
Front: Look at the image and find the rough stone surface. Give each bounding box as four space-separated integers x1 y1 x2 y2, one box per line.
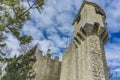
31 1 109 80
60 1 109 80
33 51 61 80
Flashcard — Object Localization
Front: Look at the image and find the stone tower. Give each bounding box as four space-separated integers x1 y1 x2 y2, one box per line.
60 1 109 80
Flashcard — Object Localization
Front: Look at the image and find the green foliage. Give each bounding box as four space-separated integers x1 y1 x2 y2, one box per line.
1 45 37 80
0 0 44 79
0 0 44 47
0 1 32 45
1 0 19 6
0 0 32 43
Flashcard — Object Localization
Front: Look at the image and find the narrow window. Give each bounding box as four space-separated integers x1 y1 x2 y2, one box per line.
76 15 81 24
95 8 104 16
92 22 99 34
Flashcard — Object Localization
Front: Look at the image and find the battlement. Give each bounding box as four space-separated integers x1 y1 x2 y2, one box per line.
30 1 109 80
33 49 61 80
36 49 60 62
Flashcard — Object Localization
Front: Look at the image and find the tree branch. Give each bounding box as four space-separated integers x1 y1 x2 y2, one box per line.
18 2 36 18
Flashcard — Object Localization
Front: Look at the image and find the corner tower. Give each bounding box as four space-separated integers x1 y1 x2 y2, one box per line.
60 1 109 80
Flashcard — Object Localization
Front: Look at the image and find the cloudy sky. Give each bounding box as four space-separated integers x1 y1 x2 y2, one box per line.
5 0 120 78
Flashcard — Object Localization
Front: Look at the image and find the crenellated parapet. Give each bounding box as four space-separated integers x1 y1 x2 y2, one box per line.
33 49 61 80
35 49 60 62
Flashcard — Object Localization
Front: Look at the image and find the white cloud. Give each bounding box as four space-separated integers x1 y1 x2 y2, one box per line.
91 0 120 75
105 38 120 75
93 0 120 33
4 0 120 74
4 33 20 57
22 0 81 56
105 42 120 60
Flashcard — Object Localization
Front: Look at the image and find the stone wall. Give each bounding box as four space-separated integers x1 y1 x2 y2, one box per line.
33 50 61 80
60 43 77 80
60 1 109 80
60 35 109 80
32 1 109 80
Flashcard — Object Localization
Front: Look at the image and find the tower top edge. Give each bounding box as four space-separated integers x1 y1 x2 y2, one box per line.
72 1 106 25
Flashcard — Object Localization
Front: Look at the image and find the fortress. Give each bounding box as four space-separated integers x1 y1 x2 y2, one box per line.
33 1 109 80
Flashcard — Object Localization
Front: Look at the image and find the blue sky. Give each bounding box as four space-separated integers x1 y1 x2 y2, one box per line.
5 0 120 78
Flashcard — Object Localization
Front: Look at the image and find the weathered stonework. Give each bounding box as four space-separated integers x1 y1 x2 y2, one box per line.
60 1 109 80
32 1 109 80
33 50 61 80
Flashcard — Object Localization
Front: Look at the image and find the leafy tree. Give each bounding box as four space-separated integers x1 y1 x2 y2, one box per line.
19 43 34 54
0 0 44 54
1 45 37 80
0 0 44 79
0 0 44 60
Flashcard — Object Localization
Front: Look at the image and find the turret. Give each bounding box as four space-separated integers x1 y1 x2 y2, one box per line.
60 1 109 80
73 1 109 47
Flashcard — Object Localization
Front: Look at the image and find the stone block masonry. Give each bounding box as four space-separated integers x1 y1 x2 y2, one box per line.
33 49 61 80
60 1 109 80
32 1 109 80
